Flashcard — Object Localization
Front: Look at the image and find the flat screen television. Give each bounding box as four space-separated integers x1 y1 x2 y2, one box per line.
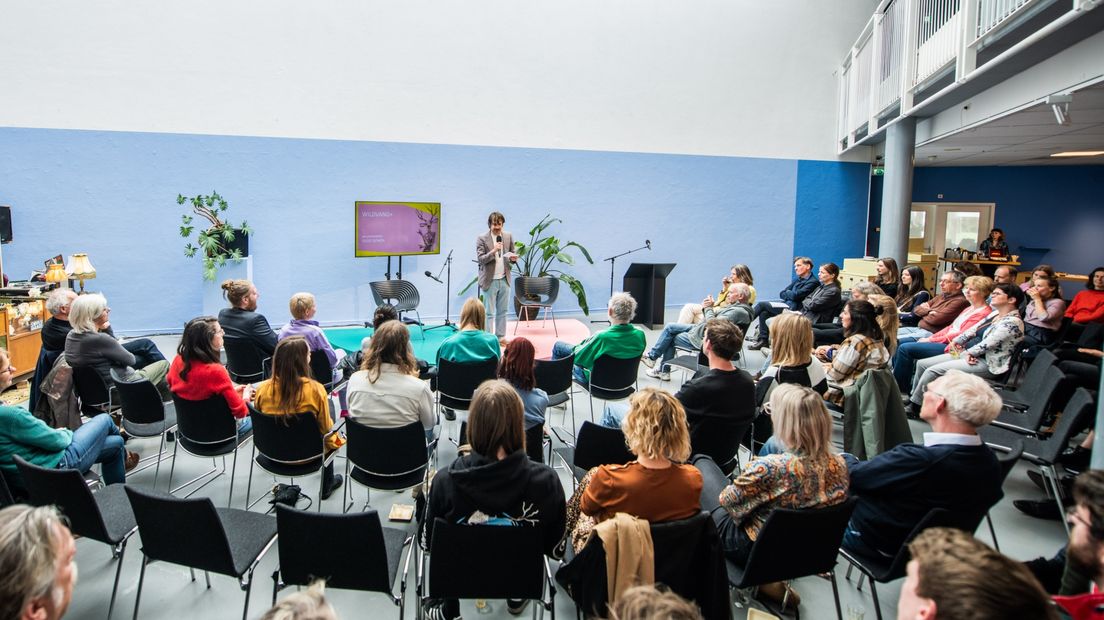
354 201 441 257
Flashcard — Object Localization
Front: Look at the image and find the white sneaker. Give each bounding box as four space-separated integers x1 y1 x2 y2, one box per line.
640 354 656 369
645 367 670 381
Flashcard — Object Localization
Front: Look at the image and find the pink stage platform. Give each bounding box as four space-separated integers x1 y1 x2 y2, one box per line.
506 318 592 359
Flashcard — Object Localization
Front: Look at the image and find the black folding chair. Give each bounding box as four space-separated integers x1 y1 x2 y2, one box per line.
727 497 858 619
71 365 119 415
274 505 414 618
245 407 343 511
537 354 577 450
126 486 278 620
168 394 253 506
989 349 1059 410
575 354 639 426
15 456 138 618
980 365 1066 439
0 471 13 507
420 519 555 620
370 280 425 340
436 357 499 426
223 335 270 383
344 419 432 513
980 441 1024 552
514 276 560 336
111 368 176 488
552 421 634 489
309 351 343 392
841 508 979 620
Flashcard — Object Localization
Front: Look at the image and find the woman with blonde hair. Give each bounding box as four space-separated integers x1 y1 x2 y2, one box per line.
436 297 500 364
757 313 828 406
567 389 701 549
253 336 346 499
696 384 848 599
347 321 435 439
868 294 900 356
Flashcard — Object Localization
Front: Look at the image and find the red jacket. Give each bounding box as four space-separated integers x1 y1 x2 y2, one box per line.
167 356 248 418
1067 290 1104 324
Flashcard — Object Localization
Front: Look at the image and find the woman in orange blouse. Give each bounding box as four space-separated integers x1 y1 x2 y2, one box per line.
253 336 346 499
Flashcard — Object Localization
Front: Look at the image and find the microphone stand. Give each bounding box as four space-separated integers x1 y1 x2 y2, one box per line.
593 241 651 324
425 250 456 332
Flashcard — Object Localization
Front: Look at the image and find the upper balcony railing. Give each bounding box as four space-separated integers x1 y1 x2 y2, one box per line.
837 0 1099 153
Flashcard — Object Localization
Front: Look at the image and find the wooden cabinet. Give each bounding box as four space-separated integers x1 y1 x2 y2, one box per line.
0 299 47 380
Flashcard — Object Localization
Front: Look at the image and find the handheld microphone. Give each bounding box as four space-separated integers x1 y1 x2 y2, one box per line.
424 270 443 284
646 239 652 250
496 234 503 258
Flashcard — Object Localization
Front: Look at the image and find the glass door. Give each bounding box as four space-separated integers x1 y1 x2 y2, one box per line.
910 203 995 257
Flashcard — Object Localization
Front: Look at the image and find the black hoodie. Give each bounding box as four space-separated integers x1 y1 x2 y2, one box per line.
423 450 566 555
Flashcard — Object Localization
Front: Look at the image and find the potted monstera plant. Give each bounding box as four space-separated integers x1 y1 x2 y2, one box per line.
460 214 594 317
175 191 253 280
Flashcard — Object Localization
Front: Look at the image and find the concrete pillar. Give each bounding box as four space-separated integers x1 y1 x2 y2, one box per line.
878 118 916 265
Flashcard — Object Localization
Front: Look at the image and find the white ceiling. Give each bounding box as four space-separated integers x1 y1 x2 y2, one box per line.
915 81 1104 166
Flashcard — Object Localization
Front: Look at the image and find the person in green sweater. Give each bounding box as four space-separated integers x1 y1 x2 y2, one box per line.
437 298 501 364
0 347 135 485
437 297 501 420
552 292 646 385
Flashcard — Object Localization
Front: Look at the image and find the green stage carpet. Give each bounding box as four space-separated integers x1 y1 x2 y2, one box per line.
324 324 458 361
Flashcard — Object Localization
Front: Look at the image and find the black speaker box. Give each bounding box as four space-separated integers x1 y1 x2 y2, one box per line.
0 206 11 244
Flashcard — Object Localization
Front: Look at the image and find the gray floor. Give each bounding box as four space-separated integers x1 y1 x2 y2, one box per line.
53 315 1070 620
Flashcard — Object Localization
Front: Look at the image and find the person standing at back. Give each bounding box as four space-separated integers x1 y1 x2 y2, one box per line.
476 211 517 339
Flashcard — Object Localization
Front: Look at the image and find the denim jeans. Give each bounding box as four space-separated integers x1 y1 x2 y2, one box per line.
552 341 588 385
484 277 511 338
897 326 933 341
236 415 254 441
58 413 127 485
647 323 694 373
600 402 630 428
122 337 167 368
757 435 786 457
892 341 948 392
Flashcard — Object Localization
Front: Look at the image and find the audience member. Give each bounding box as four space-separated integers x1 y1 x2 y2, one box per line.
1053 470 1104 618
568 389 702 551
347 321 435 440
64 293 171 400
748 257 820 349
0 504 77 620
497 337 548 462
0 346 136 483
167 316 253 441
677 263 756 324
906 283 1025 410
756 313 828 405
218 278 277 357
279 292 346 414
874 257 900 299
437 298 500 364
42 289 165 367
640 283 751 381
895 266 931 314
978 227 1009 257
816 299 890 402
798 262 843 325
422 380 565 620
893 275 994 392
898 527 1056 620
1066 267 1104 325
868 294 900 357
812 280 882 347
603 585 704 620
993 264 1018 286
954 261 984 278
899 270 969 335
843 370 1003 559
252 336 345 499
261 581 337 620
1022 264 1060 292
1024 274 1068 348
553 292 646 386
697 384 848 603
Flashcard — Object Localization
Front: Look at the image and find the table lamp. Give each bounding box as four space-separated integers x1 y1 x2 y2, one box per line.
66 253 96 293
44 263 68 287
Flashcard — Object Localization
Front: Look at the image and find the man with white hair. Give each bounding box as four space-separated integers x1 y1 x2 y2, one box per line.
641 282 752 381
842 370 1004 559
0 504 78 620
551 292 646 385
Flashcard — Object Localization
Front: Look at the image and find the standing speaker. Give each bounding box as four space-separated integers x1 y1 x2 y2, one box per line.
0 206 10 244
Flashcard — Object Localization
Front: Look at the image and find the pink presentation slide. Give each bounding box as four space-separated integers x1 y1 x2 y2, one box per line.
355 202 440 257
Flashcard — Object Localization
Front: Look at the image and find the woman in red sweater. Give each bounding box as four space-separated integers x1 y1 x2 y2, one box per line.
1066 267 1104 324
168 316 253 439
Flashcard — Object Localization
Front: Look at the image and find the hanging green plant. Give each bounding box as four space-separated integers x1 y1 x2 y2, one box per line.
174 191 253 281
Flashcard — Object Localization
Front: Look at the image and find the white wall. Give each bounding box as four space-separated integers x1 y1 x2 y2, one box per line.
0 0 875 161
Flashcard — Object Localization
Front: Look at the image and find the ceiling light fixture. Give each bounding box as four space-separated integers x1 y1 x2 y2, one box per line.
1050 151 1104 157
1046 94 1072 126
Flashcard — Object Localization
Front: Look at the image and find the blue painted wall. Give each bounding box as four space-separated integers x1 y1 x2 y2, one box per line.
912 165 1104 275
0 127 868 333
793 159 871 269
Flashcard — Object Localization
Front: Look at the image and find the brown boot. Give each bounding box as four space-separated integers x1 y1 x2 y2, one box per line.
756 581 801 611
124 451 140 472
